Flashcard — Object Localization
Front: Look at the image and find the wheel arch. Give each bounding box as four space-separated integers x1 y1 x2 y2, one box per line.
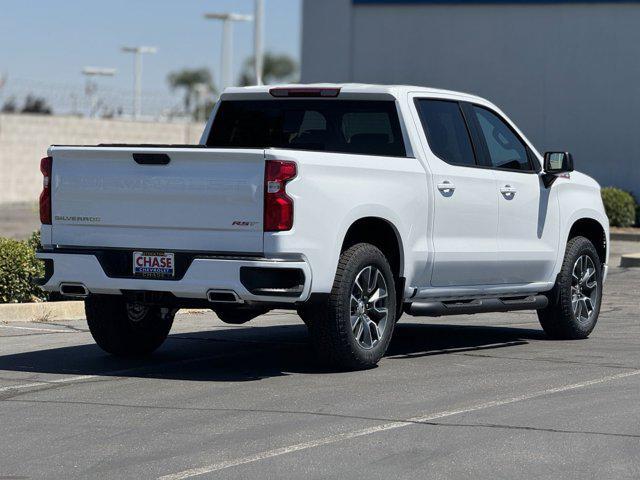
568 217 607 266
341 216 405 279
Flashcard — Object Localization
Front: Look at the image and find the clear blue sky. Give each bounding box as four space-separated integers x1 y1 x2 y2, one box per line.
0 0 302 115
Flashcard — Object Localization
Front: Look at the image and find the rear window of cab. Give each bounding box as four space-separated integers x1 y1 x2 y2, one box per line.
206 100 407 157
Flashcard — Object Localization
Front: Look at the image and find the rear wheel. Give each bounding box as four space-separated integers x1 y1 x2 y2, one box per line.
537 236 602 339
307 243 396 370
85 295 175 356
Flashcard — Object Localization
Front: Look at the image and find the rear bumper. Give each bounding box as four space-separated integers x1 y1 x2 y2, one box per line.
36 250 312 304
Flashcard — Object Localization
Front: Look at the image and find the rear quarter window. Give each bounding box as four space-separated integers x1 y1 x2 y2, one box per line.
207 100 407 157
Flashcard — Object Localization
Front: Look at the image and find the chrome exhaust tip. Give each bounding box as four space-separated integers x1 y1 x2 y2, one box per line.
59 283 89 298
207 289 243 304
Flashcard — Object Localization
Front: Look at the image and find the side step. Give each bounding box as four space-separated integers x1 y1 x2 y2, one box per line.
406 295 548 317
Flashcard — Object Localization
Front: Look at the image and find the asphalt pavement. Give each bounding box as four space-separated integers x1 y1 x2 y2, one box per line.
0 244 639 479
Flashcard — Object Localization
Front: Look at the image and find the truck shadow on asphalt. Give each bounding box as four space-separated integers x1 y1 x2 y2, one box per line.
0 322 547 382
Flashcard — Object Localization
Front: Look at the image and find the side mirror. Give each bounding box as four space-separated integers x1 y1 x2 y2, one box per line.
542 152 573 187
544 151 574 174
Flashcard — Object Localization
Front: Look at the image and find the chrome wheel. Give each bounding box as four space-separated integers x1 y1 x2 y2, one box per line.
571 255 598 323
350 265 389 350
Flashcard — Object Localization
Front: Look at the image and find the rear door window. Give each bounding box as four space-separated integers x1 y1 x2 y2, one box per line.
207 100 407 157
415 99 477 167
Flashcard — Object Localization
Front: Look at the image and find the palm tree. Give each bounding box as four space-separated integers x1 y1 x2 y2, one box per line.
239 53 299 86
167 68 216 118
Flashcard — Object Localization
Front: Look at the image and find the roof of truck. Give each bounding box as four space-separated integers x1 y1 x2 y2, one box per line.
222 83 486 103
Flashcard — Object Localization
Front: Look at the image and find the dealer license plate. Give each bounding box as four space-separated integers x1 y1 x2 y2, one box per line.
133 251 175 278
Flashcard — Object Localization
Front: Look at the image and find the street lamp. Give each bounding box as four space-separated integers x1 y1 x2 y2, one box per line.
254 0 264 86
121 46 157 119
81 67 116 117
203 12 253 91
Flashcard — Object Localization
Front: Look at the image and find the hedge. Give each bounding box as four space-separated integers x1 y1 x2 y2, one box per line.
0 232 47 303
601 187 637 228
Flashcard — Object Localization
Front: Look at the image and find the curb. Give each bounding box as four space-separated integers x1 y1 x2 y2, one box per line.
0 301 85 323
620 253 640 268
611 230 640 242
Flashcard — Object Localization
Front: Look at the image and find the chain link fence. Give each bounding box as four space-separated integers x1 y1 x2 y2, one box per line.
0 76 215 121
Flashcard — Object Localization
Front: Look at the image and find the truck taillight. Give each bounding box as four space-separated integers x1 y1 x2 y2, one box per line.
264 160 296 232
39 156 52 225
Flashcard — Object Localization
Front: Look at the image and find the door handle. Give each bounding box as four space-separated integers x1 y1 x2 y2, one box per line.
437 181 456 193
500 185 517 196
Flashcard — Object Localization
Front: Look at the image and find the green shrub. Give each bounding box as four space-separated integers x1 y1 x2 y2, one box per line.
601 187 637 228
0 232 47 303
633 193 640 226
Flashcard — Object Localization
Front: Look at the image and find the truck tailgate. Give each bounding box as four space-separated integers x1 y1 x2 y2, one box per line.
49 147 265 253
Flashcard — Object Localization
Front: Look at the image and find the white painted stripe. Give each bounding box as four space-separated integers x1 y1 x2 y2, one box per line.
0 343 269 395
0 324 76 333
0 374 97 394
158 369 640 480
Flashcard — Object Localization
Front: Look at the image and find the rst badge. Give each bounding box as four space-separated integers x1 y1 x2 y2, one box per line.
133 251 175 278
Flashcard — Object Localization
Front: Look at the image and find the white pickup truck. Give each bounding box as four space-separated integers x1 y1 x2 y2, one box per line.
37 84 609 370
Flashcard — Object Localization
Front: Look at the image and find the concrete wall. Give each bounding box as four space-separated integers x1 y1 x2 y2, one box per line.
0 114 204 205
302 0 640 194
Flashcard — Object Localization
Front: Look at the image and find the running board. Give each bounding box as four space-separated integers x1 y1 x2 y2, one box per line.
406 295 548 317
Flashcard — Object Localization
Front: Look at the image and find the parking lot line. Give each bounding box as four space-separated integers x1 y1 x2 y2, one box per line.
0 339 281 396
0 374 98 394
0 324 77 333
158 368 640 480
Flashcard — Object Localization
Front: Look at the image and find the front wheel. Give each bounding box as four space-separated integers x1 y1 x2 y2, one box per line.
85 295 175 356
307 243 397 370
537 236 603 339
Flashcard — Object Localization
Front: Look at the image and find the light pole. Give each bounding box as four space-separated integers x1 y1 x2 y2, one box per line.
203 12 253 91
81 67 116 117
121 46 157 119
254 0 264 85
193 82 211 122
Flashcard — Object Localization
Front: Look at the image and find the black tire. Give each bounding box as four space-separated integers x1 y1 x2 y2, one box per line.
537 236 603 339
306 243 397 370
85 295 175 356
214 306 269 325
297 305 315 328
